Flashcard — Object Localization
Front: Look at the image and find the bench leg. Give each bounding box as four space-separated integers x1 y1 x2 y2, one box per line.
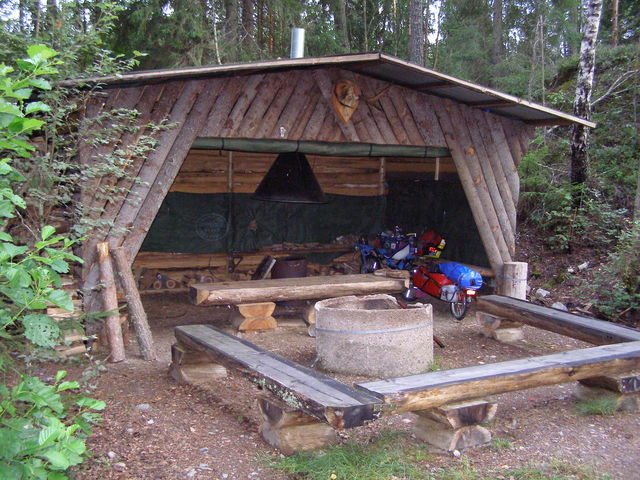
169 343 227 387
233 302 277 332
576 373 640 412
478 311 524 343
413 399 497 451
257 396 336 455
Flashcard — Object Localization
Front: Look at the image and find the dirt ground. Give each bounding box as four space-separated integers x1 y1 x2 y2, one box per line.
70 291 639 480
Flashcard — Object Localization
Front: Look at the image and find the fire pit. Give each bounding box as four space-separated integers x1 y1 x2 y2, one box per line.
314 294 433 378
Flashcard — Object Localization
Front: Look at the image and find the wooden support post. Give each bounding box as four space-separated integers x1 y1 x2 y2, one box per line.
97 242 125 363
500 262 528 298
482 262 528 343
379 157 386 195
233 302 277 332
413 400 497 451
257 396 337 455
169 343 227 387
576 372 640 412
112 247 157 361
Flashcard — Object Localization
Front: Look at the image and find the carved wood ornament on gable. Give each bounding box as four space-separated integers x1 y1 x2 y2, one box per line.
331 79 361 123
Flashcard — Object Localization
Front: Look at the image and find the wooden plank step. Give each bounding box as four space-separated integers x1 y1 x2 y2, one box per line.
356 341 640 413
477 295 640 345
174 324 382 428
190 273 406 305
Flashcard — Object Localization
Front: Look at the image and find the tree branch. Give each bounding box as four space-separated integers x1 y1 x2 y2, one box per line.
591 69 640 107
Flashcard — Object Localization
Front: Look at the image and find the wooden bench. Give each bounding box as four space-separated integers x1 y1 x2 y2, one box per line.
477 294 640 345
171 324 382 428
189 274 407 331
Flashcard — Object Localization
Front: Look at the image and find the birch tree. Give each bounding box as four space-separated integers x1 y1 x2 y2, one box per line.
570 0 604 186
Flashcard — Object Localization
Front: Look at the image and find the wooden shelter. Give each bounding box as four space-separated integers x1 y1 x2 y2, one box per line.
71 52 593 306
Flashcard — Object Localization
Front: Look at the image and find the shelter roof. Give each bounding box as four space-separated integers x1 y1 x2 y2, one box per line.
63 52 594 128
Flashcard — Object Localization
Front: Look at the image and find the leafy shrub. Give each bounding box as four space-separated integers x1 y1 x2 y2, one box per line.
0 370 105 479
579 220 640 322
0 45 103 479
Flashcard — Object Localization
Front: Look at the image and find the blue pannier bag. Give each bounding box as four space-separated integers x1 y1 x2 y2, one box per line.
438 262 483 290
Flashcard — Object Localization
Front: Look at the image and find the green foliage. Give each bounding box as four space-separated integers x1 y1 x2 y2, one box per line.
0 45 83 356
265 431 425 480
578 220 640 320
520 179 626 252
575 396 618 417
0 45 101 479
429 458 611 480
490 436 514 450
504 459 613 480
0 370 105 479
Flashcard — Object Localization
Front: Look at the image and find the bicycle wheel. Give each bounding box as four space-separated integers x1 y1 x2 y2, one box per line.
360 256 378 273
450 292 468 320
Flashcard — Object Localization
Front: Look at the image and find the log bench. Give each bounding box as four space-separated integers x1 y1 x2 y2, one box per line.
171 324 640 453
171 324 383 453
189 274 407 331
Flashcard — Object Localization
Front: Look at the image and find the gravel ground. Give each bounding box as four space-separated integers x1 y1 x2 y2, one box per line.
71 291 639 480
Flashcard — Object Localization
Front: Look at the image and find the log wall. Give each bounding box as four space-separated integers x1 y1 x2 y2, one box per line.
169 150 456 196
77 66 535 300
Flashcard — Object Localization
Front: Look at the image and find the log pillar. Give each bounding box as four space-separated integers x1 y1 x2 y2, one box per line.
482 261 527 343
412 399 497 451
233 302 277 332
169 343 227 387
575 372 640 412
257 396 337 455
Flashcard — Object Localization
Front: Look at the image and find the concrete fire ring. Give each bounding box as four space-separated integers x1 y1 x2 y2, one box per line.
314 294 433 378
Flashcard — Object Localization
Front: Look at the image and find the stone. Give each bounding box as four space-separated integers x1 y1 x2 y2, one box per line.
578 262 590 271
534 288 550 299
478 312 523 343
113 462 126 472
134 403 151 411
551 302 568 311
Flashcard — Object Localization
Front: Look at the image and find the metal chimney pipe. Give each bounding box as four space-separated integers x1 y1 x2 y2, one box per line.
290 28 305 59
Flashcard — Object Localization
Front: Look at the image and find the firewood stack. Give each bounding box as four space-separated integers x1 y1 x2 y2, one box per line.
47 276 87 357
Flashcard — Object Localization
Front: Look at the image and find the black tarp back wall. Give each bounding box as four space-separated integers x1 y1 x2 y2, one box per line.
384 177 489 267
140 192 386 254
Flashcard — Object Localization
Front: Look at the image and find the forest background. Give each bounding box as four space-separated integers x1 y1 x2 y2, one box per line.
0 0 638 320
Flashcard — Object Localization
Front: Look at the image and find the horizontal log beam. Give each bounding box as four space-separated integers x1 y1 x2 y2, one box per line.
477 295 640 345
134 246 352 270
190 274 406 306
356 341 640 413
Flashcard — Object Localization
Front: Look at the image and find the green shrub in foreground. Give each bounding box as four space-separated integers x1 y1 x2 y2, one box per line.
0 370 105 479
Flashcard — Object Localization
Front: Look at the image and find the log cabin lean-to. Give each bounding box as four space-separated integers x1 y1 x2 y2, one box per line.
67 52 594 307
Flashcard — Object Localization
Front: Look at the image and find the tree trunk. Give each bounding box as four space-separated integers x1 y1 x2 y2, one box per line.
332 0 350 52
45 0 57 31
225 0 239 58
409 0 424 65
492 0 503 65
611 0 619 47
635 165 640 222
570 0 603 186
242 0 255 48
